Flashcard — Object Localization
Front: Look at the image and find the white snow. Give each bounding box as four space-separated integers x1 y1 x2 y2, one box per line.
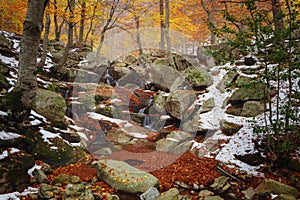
0 148 20 160
27 164 42 177
0 131 22 140
0 187 39 200
0 110 8 116
40 128 60 144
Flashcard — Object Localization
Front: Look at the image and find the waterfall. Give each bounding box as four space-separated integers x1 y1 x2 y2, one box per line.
104 68 118 86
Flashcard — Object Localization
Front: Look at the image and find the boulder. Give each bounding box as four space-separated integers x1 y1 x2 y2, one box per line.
219 120 243 136
0 73 10 92
0 34 14 57
63 183 94 200
38 183 60 199
156 188 180 200
0 61 10 75
274 194 297 200
200 98 215 113
204 196 224 200
155 138 179 152
181 66 213 90
210 176 229 190
32 169 48 184
140 187 160 200
255 179 298 197
173 54 191 71
32 89 67 126
0 150 35 193
217 71 239 91
96 160 159 193
53 173 80 184
240 101 265 117
165 90 197 120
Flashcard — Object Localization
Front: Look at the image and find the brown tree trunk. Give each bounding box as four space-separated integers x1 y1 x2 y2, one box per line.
79 0 86 43
54 0 75 71
159 0 165 51
38 12 51 69
272 0 284 33
135 15 143 55
13 0 49 122
165 0 172 64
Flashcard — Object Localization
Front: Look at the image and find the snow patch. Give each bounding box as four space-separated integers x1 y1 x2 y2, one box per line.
0 131 22 140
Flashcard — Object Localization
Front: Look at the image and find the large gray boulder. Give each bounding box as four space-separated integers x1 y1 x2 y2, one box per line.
255 179 298 197
96 160 159 194
32 89 67 126
63 183 94 200
181 66 213 90
240 101 265 117
217 71 239 91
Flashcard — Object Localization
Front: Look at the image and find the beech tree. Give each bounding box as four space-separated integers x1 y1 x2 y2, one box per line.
13 0 49 122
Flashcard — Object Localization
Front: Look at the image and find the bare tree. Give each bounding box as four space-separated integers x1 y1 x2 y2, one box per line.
159 0 165 51
13 0 49 122
165 0 172 63
200 0 216 45
79 0 86 43
38 11 51 69
53 0 65 41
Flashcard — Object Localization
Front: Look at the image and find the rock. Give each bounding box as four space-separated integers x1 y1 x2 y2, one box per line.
240 101 265 117
181 66 213 90
54 173 80 184
32 169 48 183
165 90 197 120
219 120 243 136
217 71 239 91
175 181 192 189
0 73 10 92
60 131 81 143
0 150 35 194
63 183 94 200
255 179 298 197
204 196 224 200
0 61 10 75
107 194 120 200
32 136 85 168
234 153 263 166
38 183 60 199
140 187 160 200
244 57 256 66
32 89 67 126
149 58 183 92
173 54 191 71
93 147 112 156
51 51 64 63
274 194 297 200
96 160 159 193
156 188 180 200
210 176 229 190
199 190 214 197
155 138 179 152
242 187 255 200
0 34 13 57
125 55 138 64
170 141 193 154
200 98 215 113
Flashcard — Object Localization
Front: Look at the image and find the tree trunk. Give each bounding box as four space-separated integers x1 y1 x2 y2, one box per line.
272 0 284 33
165 0 172 64
84 3 97 43
54 0 75 71
13 0 49 122
79 0 86 43
38 12 51 69
135 15 143 55
159 0 165 51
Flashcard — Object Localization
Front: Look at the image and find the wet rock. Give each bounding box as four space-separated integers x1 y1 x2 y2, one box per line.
219 120 243 136
0 150 35 194
32 89 67 126
156 188 179 200
240 101 265 117
140 187 160 200
38 183 60 199
210 176 229 190
255 179 298 197
217 71 238 91
200 98 215 113
63 183 94 200
54 173 80 184
96 160 159 193
32 169 48 183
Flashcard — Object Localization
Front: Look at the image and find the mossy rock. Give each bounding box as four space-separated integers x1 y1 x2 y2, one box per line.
181 66 213 90
0 61 10 75
32 136 85 168
0 73 10 91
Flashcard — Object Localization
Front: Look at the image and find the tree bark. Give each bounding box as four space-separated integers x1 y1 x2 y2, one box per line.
38 12 51 69
54 0 75 71
79 0 86 43
201 0 216 45
159 0 165 51
135 15 143 55
13 0 49 122
165 0 172 64
272 0 284 33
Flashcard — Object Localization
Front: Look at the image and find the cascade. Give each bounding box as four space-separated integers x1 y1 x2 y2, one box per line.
104 68 118 86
